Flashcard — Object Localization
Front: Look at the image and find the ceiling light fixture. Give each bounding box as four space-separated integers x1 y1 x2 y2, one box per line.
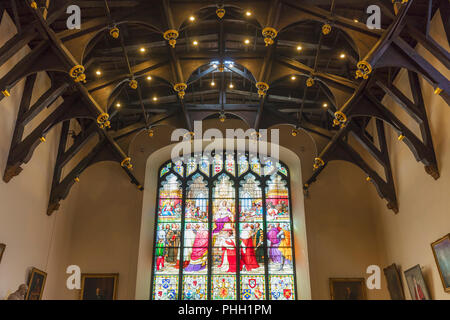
193 40 198 46
291 76 296 80
229 83 234 89
245 11 252 17
323 103 328 108
296 45 302 51
95 70 102 76
140 47 146 53
189 16 195 22
211 81 215 87
244 39 250 44
153 97 158 101
116 102 121 108
340 53 346 59
147 76 152 80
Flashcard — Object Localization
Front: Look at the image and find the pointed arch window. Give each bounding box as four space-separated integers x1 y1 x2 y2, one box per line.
151 152 296 300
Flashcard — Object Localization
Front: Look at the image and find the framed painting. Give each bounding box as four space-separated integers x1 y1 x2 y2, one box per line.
80 273 118 300
329 278 366 300
0 243 5 263
25 268 47 300
404 265 431 300
383 263 405 300
431 233 450 292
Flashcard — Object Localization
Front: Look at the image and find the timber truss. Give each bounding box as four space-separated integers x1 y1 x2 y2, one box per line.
0 0 448 215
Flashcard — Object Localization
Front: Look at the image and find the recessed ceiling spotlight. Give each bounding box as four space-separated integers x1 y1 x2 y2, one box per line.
189 16 195 22
193 40 198 46
211 81 215 86
244 39 250 44
229 83 234 89
116 102 121 108
354 19 359 23
95 70 102 76
296 45 302 51
323 102 328 108
153 97 158 101
147 76 152 80
245 11 252 17
291 75 297 80
340 53 346 59
140 47 146 53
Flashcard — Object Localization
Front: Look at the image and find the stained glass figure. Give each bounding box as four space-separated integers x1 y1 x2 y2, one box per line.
152 155 296 300
240 275 265 300
267 223 293 273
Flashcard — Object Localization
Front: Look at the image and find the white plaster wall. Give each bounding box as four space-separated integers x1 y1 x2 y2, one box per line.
371 10 450 300
0 11 76 300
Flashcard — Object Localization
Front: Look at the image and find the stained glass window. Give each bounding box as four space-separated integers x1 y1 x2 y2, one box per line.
151 152 296 300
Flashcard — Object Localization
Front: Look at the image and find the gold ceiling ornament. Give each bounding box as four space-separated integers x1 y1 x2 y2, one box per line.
262 27 278 46
69 65 86 83
332 118 340 127
173 83 187 99
30 1 38 9
434 87 442 95
163 29 179 48
306 77 315 87
291 128 299 137
218 63 225 72
313 157 325 170
366 176 372 182
183 131 195 140
74 177 80 183
137 184 144 190
398 134 405 141
219 112 226 122
355 60 372 79
109 26 120 39
148 128 154 137
39 136 46 143
334 111 348 125
256 82 269 97
216 8 226 19
96 113 110 129
2 89 10 97
322 23 332 35
304 183 309 188
250 131 261 140
121 157 133 170
392 0 409 3
129 79 138 90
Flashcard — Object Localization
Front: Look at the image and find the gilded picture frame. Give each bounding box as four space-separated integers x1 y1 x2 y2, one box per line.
404 264 431 300
431 233 450 293
25 267 47 300
329 278 367 300
80 273 119 300
383 263 405 300
0 243 5 263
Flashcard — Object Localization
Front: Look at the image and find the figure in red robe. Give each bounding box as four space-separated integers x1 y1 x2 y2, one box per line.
217 230 237 273
240 224 259 271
